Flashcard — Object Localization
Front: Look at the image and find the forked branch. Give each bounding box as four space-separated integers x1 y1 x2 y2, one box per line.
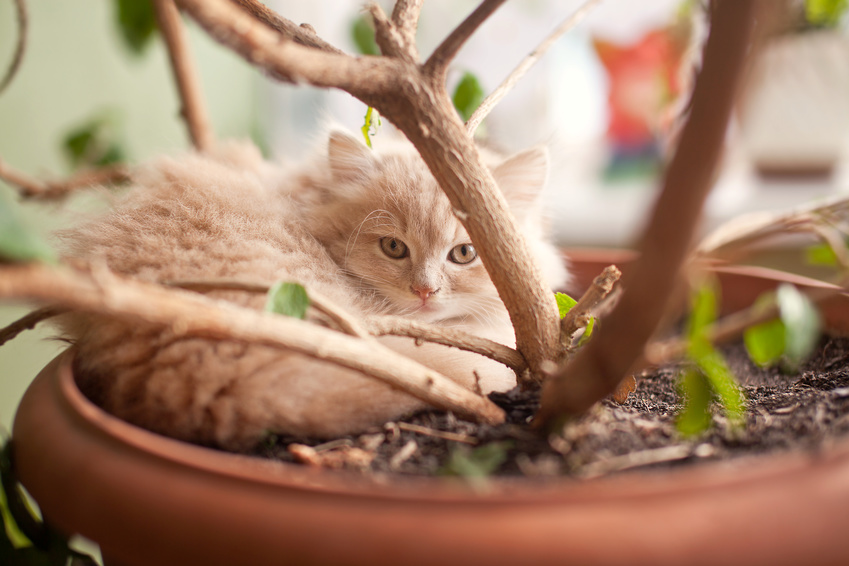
0 158 129 200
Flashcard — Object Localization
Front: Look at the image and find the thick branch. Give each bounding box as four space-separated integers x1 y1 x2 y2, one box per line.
0 158 129 200
0 263 504 425
229 0 343 54
424 0 507 80
152 0 215 151
537 0 759 428
0 0 27 94
466 0 601 134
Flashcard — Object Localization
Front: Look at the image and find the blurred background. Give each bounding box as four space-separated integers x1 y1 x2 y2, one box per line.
2 0 849 433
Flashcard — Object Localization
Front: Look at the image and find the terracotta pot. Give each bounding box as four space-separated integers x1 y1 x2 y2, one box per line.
12 254 849 566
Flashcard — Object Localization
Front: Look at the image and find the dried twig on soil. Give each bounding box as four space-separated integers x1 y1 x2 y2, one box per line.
0 0 27 94
466 0 601 134
397 422 477 445
0 158 129 200
152 0 215 151
0 262 505 426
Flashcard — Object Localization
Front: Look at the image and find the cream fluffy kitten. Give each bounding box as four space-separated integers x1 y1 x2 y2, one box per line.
59 131 568 451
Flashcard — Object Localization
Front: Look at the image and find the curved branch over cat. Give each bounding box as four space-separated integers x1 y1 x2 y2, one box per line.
175 0 563 379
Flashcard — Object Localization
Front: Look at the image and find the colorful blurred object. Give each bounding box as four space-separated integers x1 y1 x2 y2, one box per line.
594 25 687 180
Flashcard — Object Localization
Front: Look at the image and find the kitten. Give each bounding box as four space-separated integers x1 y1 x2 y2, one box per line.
58 131 568 451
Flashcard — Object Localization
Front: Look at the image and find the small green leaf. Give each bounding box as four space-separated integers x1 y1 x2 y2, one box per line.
350 14 379 56
114 0 158 56
361 106 381 149
265 282 310 319
452 72 485 123
554 292 577 319
806 0 848 27
744 318 786 368
677 369 712 436
440 441 511 478
0 191 56 264
694 349 745 426
777 283 821 366
806 242 839 267
687 280 718 343
62 113 126 171
578 316 595 346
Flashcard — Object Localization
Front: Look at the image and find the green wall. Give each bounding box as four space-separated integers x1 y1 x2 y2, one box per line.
0 1 257 432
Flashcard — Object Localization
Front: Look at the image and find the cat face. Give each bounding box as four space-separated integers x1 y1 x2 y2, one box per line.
308 131 566 325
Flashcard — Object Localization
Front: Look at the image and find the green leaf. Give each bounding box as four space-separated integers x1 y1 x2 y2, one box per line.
806 0 848 27
806 242 839 267
554 292 577 319
687 280 718 343
0 191 56 264
114 0 158 56
777 283 821 366
361 106 381 149
578 316 595 346
265 282 310 319
351 14 379 56
744 318 786 368
440 442 511 478
677 369 712 436
452 72 485 123
694 349 745 426
62 113 126 171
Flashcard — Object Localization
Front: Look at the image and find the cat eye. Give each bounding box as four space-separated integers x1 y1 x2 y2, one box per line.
380 237 409 259
448 243 477 265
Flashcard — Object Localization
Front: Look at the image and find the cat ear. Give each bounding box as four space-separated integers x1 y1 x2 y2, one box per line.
328 131 376 182
492 146 549 220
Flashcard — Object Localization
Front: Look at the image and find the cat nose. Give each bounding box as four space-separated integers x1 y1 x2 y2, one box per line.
411 284 439 300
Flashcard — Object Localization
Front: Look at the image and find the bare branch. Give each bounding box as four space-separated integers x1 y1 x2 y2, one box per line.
0 263 505 425
391 0 424 55
366 316 526 374
0 158 130 200
537 0 759 428
424 0 507 80
367 3 416 62
0 0 27 94
559 265 621 351
466 0 601 134
0 307 63 347
152 0 215 151
229 0 343 54
176 0 394 99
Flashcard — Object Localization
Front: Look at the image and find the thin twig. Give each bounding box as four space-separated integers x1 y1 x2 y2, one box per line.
397 422 477 445
152 0 215 151
466 0 601 133
0 262 505 426
0 0 27 94
229 0 343 54
0 307 64 347
424 0 507 80
0 158 130 200
367 3 415 63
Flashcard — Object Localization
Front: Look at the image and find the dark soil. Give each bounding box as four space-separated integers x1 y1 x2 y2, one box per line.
254 335 849 479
